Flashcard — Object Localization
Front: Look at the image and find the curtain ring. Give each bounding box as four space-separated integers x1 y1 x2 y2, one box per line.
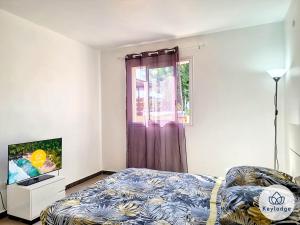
132 54 142 58
148 51 158 56
165 49 176 53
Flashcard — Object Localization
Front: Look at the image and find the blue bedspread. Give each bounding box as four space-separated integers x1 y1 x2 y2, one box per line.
41 168 223 225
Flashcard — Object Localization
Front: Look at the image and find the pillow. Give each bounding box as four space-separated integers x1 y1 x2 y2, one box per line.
225 166 298 192
220 186 300 225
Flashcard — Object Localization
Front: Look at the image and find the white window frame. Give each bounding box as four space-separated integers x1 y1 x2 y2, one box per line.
179 57 193 126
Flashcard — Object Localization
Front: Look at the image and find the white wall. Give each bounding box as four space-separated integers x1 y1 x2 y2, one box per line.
284 0 300 176
101 22 286 177
0 10 102 211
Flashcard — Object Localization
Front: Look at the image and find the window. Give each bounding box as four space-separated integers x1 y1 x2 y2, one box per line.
131 59 192 125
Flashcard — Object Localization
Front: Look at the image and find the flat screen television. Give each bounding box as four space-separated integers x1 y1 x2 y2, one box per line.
8 138 62 185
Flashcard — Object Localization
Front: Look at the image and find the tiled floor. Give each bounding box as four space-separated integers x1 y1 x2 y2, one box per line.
0 175 108 225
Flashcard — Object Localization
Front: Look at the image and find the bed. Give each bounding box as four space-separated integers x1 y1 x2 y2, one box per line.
41 167 300 225
41 168 224 225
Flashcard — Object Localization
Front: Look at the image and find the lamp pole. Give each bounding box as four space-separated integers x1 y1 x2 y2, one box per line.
273 77 280 170
268 69 286 170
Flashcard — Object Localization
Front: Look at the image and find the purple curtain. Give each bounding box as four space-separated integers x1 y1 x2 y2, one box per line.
125 46 187 172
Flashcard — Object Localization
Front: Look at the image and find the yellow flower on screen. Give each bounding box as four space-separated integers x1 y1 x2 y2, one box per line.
30 149 47 168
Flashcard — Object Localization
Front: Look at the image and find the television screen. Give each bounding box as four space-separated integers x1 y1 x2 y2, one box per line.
8 138 62 185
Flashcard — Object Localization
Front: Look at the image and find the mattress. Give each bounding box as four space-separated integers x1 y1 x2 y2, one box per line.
41 168 224 225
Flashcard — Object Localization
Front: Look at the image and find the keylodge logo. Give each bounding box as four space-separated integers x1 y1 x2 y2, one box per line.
269 191 285 205
259 185 295 221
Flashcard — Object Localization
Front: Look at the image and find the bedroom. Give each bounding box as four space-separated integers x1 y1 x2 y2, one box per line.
0 0 299 224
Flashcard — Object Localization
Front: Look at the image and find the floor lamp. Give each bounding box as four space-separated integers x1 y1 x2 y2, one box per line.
267 69 287 170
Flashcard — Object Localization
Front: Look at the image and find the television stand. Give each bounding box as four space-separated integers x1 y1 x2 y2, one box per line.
7 176 65 223
17 174 55 186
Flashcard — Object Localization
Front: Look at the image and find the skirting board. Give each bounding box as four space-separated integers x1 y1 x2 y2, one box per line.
8 215 39 225
65 170 115 190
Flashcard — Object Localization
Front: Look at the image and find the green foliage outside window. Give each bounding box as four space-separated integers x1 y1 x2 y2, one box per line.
179 62 190 115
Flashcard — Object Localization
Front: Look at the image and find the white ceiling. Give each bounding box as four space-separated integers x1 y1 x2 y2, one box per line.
0 0 291 48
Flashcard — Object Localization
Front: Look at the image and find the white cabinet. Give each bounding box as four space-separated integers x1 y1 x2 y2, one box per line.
7 176 65 223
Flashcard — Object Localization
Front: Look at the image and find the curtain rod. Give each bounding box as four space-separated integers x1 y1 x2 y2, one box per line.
129 48 176 58
117 43 205 60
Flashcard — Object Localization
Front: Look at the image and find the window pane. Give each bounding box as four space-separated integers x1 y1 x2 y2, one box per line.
132 66 148 123
178 61 191 124
132 62 191 125
149 66 175 122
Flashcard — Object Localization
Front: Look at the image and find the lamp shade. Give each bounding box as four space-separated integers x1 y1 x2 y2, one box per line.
267 69 287 78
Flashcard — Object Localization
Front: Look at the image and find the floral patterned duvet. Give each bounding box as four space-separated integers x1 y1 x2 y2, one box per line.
41 168 224 225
